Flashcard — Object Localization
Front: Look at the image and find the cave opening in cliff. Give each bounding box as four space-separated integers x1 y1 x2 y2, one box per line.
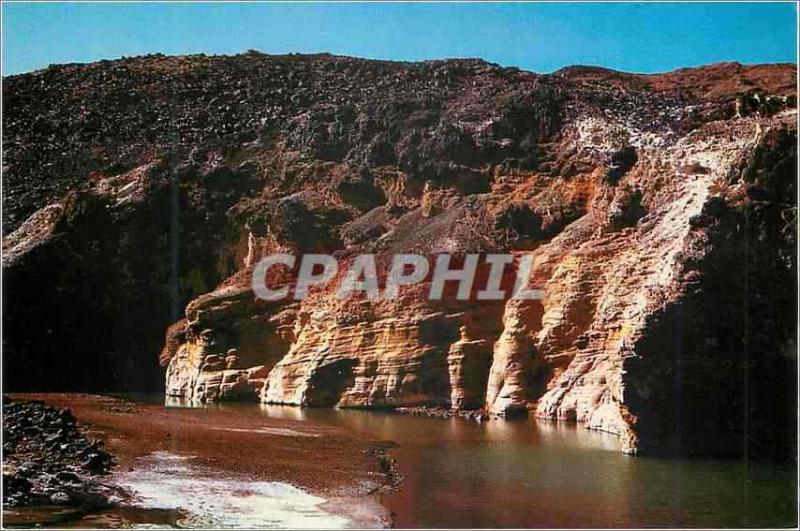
305 359 358 407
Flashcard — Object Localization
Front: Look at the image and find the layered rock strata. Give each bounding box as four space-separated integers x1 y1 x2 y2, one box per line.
3 54 796 456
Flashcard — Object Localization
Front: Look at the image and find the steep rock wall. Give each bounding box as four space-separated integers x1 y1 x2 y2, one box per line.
3 54 796 456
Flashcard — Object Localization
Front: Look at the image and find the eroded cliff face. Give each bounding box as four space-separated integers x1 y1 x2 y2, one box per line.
3 54 796 456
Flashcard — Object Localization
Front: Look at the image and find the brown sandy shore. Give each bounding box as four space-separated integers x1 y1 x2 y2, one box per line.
5 393 394 527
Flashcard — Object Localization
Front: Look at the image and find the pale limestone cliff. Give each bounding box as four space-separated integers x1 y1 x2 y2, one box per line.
162 102 796 456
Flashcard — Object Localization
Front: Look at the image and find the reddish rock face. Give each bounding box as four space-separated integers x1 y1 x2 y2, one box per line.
3 53 796 457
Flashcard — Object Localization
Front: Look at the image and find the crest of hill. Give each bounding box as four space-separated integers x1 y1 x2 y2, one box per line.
555 61 797 99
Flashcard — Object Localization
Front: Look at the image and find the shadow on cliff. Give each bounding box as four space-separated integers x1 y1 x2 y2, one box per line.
2 166 254 392
625 128 798 461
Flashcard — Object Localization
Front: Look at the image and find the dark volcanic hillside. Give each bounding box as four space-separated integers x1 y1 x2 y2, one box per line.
5 54 794 230
2 53 797 458
4 52 561 230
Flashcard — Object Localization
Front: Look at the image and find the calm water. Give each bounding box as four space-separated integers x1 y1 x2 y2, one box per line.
174 399 797 528
12 395 795 528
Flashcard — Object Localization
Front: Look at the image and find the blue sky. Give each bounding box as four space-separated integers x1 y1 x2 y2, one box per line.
2 2 797 76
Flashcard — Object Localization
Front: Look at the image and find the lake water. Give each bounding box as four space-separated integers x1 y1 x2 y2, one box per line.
8 396 796 528
179 400 797 528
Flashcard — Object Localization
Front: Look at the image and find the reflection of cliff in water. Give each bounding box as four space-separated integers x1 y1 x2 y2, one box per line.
155 398 797 528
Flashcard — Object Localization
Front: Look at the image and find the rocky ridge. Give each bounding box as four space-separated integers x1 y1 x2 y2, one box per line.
3 53 797 457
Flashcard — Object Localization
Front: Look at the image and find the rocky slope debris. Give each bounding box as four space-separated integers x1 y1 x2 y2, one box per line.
2 397 114 508
3 53 796 457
